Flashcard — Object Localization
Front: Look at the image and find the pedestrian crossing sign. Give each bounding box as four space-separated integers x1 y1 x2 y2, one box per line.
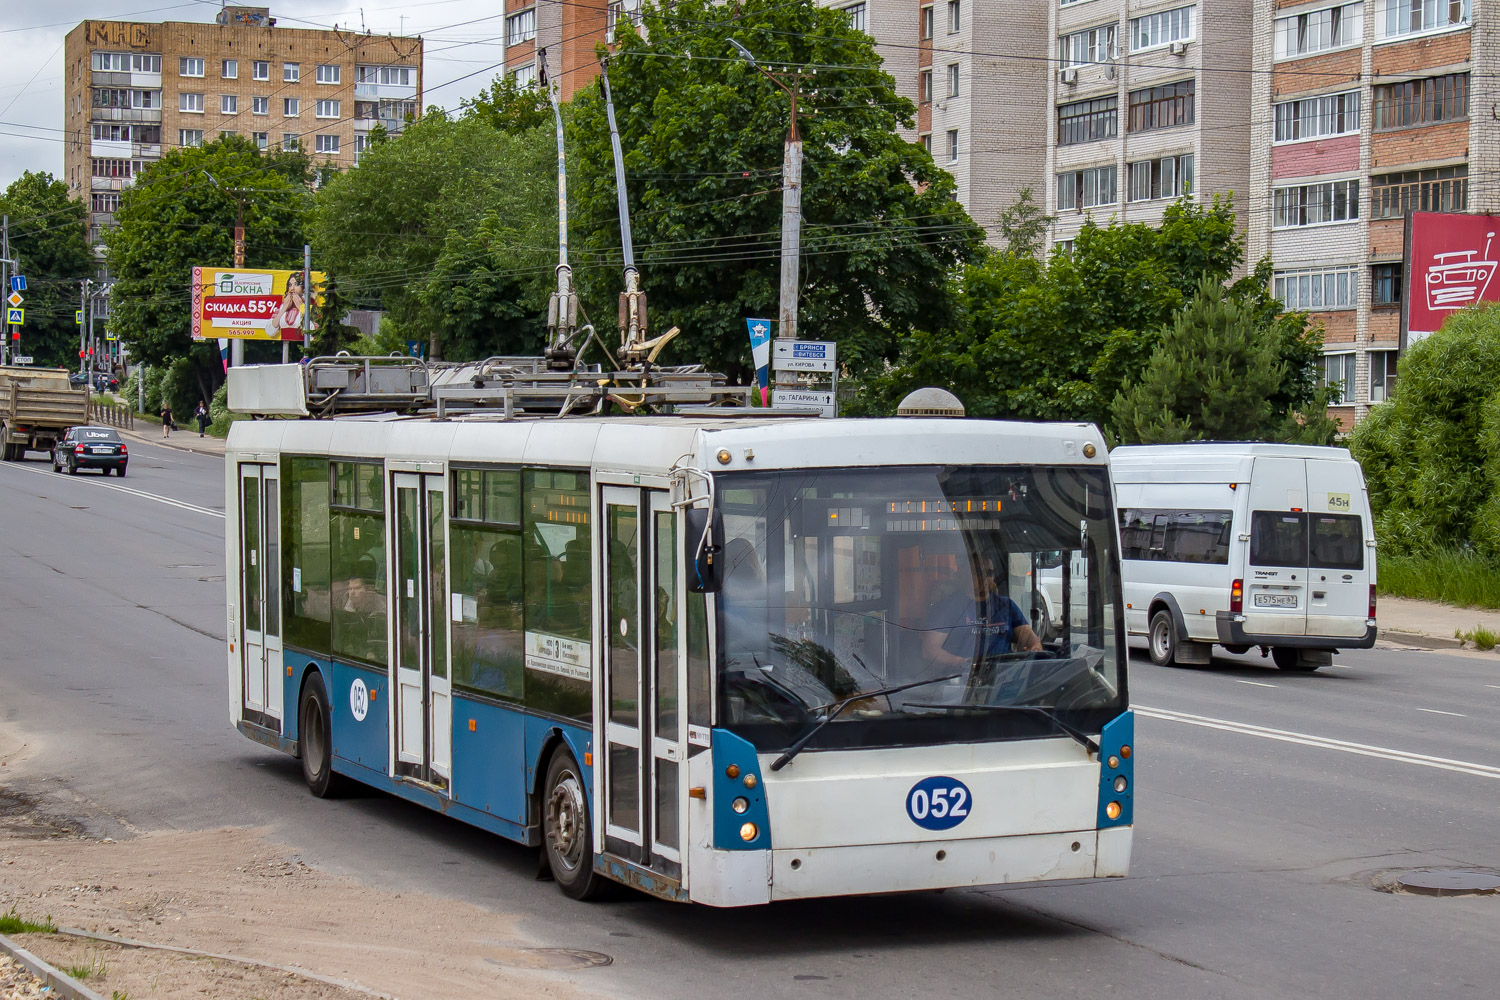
5 307 22 325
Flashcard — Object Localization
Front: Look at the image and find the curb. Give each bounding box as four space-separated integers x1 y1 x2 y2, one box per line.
118 426 226 458
1379 630 1467 650
0 932 109 1000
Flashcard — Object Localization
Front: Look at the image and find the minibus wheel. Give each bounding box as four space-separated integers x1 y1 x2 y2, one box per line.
543 749 606 900
1148 610 1178 666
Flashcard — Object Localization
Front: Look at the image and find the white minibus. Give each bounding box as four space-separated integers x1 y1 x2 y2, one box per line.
1110 444 1377 671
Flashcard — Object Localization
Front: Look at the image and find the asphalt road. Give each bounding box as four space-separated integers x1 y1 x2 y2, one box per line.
1 440 1497 1000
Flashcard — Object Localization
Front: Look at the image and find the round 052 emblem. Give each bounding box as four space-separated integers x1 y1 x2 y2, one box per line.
906 775 972 831
350 678 369 722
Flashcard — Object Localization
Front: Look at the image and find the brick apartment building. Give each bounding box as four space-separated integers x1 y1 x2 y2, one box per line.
64 7 422 247
501 0 614 100
1247 0 1488 429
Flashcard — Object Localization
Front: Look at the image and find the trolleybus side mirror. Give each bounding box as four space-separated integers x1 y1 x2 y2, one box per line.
685 506 724 593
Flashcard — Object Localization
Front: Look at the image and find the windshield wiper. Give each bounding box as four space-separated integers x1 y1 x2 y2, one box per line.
903 703 1100 757
768 673 963 772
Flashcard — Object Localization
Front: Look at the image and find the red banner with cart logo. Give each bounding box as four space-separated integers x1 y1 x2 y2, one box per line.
1407 212 1500 343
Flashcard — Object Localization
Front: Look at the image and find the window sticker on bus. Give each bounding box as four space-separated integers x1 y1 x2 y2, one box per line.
292 567 301 592
525 631 591 681
350 677 369 722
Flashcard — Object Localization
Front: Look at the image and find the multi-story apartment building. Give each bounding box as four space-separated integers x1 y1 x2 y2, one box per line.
1248 0 1489 429
501 0 613 100
64 7 422 246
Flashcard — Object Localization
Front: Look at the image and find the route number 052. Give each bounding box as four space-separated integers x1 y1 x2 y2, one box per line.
906 775 973 831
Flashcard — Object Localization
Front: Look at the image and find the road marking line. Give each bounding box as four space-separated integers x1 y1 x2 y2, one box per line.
1235 679 1278 688
1487 685 1500 690
0 459 223 519
1136 705 1500 780
1415 708 1466 718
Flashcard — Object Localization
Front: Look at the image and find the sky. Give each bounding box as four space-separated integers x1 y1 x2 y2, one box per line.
0 0 509 189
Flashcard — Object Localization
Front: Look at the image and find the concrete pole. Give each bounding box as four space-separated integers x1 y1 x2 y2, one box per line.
1 214 9 366
777 137 803 344
295 243 310 364
229 198 245 369
79 281 88 375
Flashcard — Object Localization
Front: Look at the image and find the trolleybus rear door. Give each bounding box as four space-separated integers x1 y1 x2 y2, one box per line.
392 472 452 788
600 486 685 874
239 463 283 728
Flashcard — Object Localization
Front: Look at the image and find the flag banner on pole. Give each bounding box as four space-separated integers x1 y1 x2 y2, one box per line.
746 318 772 406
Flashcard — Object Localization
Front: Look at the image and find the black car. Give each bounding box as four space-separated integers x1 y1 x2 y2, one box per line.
53 426 127 476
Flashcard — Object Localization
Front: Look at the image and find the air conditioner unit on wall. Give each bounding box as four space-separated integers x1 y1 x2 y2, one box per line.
1059 68 1078 85
1169 41 1187 55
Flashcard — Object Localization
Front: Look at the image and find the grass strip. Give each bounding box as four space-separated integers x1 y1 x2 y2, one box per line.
1377 547 1500 610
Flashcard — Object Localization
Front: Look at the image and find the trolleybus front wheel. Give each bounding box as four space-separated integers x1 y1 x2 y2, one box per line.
298 671 343 798
542 749 605 901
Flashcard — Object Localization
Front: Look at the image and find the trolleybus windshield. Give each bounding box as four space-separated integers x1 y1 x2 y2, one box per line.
716 465 1125 753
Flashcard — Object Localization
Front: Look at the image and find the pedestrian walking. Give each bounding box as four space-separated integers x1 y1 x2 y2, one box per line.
161 402 174 438
195 400 209 437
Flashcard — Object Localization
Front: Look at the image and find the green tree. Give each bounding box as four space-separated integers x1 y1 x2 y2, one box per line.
567 0 983 380
1112 275 1337 444
461 76 554 135
0 172 95 369
105 136 312 403
310 109 554 359
1350 304 1500 558
996 187 1053 258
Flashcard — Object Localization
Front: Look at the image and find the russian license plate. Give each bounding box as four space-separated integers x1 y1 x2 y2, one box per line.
1254 593 1298 609
90 446 110 454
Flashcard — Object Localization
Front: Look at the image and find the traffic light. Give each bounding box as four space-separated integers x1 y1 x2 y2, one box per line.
78 349 84 358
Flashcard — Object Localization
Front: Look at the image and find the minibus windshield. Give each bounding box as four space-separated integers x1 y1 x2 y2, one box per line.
714 465 1127 753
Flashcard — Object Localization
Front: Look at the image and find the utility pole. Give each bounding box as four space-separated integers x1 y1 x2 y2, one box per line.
730 40 808 346
298 243 310 363
1 214 11 366
205 171 247 368
78 281 89 376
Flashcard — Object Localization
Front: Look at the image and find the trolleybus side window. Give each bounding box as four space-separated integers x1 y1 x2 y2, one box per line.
523 469 592 721
330 460 387 666
283 456 332 652
450 468 524 701
1250 511 1308 567
1118 508 1233 564
686 590 711 731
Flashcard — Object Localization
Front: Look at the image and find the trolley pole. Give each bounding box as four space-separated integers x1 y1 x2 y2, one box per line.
539 48 579 370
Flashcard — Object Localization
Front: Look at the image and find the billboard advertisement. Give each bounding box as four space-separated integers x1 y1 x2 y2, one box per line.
190 267 325 341
1406 212 1500 345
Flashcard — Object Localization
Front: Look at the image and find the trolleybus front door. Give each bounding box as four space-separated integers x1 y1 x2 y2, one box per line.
601 487 685 876
239 462 282 729
392 472 452 788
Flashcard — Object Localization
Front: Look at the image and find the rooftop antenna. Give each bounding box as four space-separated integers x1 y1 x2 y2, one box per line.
539 48 580 370
599 57 647 359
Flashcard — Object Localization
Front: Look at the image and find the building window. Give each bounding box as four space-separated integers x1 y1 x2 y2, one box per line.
1369 350 1398 402
1274 3 1363 59
253 60 269 81
922 5 933 38
920 69 932 102
605 0 643 43
219 94 239 115
179 57 204 77
1059 24 1118 67
362 65 416 87
315 99 341 118
1319 353 1358 403
91 192 122 214
1128 80 1195 132
179 92 204 113
253 131 268 150
921 133 932 154
1275 265 1359 311
506 7 538 46
1273 180 1360 227
220 130 238 139
1373 73 1468 129
510 63 537 89
222 59 238 79
1127 153 1195 202
947 129 959 163
284 63 301 83
92 88 158 109
1372 263 1403 306
178 128 203 148
1371 165 1467 218
253 96 269 115
947 63 960 98
1274 91 1361 142
282 133 299 151
93 52 161 73
316 63 341 85
284 98 300 117
315 134 341 154
1057 96 1117 145
1057 165 1118 211
844 2 867 33
1054 239 1075 255
1131 5 1194 52
1377 0 1469 39
948 0 960 33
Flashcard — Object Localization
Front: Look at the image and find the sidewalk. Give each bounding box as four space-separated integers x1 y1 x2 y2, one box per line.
1379 595 1500 650
120 424 226 457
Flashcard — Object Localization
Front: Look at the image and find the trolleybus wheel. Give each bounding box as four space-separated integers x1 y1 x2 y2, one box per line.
543 749 605 901
1271 647 1320 672
1148 610 1179 667
298 671 343 798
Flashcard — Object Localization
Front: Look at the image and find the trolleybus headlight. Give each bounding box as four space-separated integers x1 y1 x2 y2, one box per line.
1107 755 1119 769
1120 745 1132 759
740 821 759 841
732 797 749 814
1105 801 1122 820
1113 775 1128 793
743 773 758 789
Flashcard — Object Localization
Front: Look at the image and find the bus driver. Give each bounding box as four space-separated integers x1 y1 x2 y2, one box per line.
921 543 1041 671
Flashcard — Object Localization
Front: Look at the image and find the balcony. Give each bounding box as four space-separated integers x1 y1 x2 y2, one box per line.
353 81 417 101
91 108 161 123
90 138 133 158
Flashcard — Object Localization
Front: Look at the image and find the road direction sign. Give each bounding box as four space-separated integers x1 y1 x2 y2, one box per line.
11 355 31 365
5 307 22 325
772 339 837 372
771 389 836 418
5 292 21 308
9 276 24 292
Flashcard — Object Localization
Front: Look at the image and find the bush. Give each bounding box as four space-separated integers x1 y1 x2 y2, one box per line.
1376 546 1500 609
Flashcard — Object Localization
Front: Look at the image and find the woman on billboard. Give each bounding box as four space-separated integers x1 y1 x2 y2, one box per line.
275 272 314 336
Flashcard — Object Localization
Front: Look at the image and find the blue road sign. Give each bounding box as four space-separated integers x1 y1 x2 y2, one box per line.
9 276 25 293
